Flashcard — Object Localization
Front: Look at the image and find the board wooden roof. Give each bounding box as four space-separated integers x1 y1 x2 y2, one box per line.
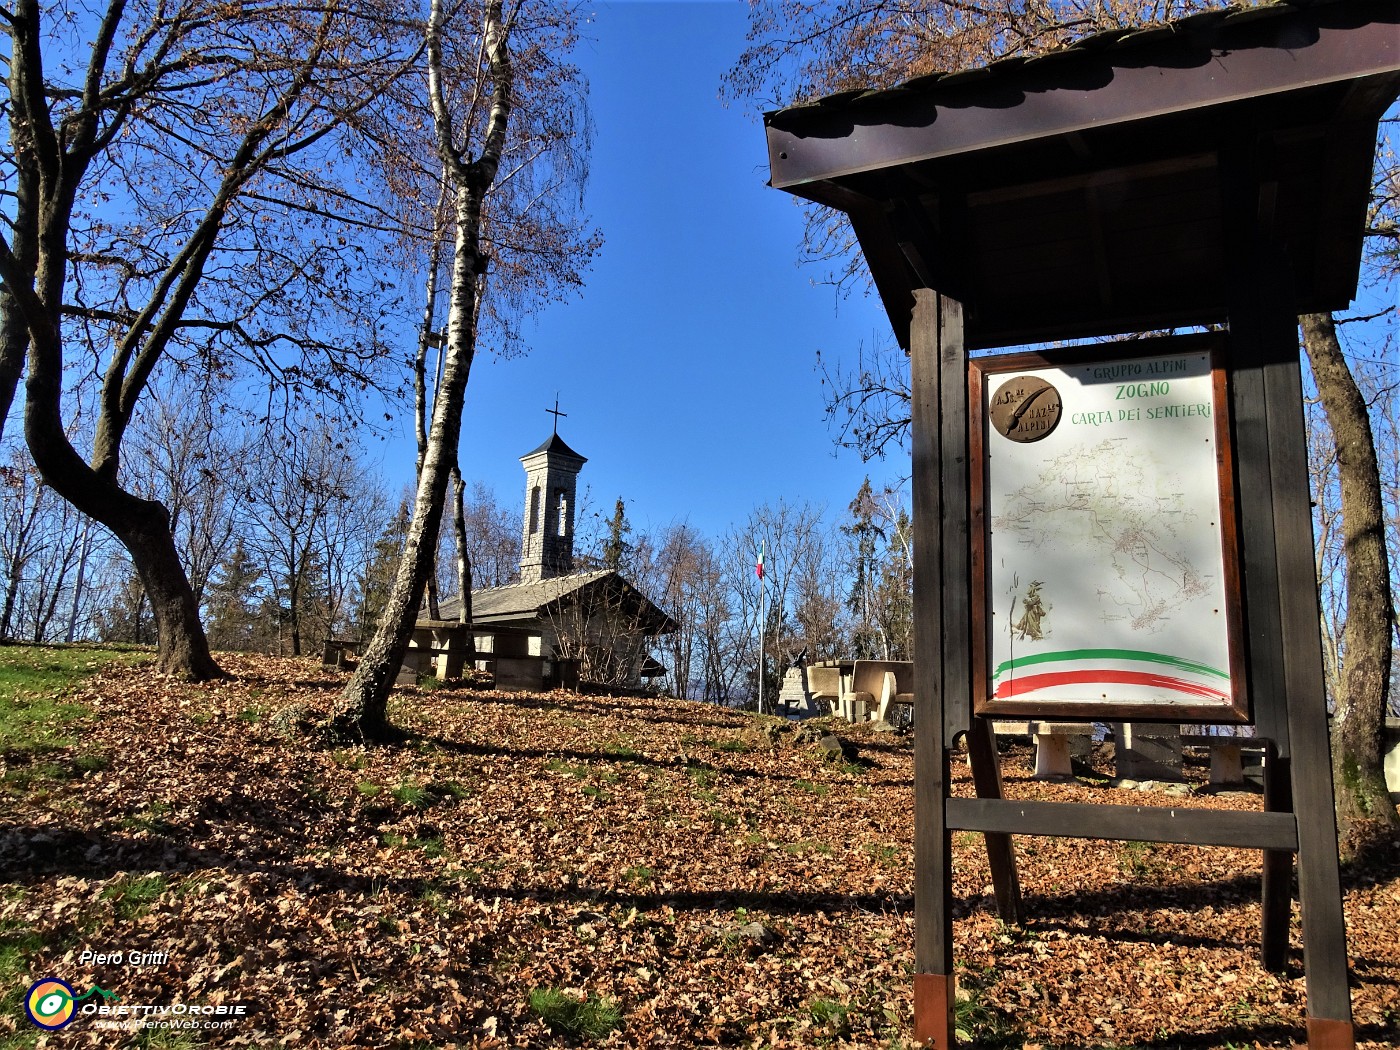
764 0 1400 351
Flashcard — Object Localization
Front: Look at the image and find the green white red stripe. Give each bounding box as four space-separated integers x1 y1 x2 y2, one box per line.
992 648 1229 703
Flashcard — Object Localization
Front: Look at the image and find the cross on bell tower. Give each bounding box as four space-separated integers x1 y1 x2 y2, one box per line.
518 406 586 585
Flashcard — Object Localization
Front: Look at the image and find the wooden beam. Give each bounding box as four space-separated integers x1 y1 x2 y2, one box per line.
1223 149 1353 1028
946 798 1299 851
912 288 956 1050
1261 308 1355 1032
966 720 1023 925
938 291 971 739
766 2 1398 189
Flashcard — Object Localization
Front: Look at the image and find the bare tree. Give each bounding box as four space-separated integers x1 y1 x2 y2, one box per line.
123 377 247 606
0 0 423 677
723 500 830 707
1302 312 1398 834
240 418 369 657
333 0 596 737
0 442 107 641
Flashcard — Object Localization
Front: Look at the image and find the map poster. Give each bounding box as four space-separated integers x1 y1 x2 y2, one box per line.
969 336 1248 723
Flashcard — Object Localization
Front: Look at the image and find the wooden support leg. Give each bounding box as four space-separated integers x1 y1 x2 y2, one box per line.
1224 161 1354 1041
1260 743 1292 973
966 719 1023 925
914 972 957 1050
1306 1016 1356 1050
911 288 959 1050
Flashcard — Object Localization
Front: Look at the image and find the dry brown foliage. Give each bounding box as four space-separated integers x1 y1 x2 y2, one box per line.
2 653 1396 1047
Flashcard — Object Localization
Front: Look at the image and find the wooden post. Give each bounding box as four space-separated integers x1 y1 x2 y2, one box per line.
1263 325 1355 1047
1224 153 1354 1044
965 719 1023 924
912 289 966 1048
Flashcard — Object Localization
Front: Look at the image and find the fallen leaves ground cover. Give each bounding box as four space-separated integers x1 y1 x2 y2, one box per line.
1 650 1396 1048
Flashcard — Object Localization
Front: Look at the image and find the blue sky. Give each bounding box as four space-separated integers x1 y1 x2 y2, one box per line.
409 0 901 543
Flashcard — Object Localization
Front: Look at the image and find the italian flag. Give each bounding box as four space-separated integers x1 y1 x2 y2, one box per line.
755 542 765 580
992 648 1229 704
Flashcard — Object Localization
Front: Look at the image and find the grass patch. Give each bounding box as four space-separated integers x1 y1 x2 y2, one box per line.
1117 840 1163 881
603 738 644 761
710 738 749 753
101 874 169 921
122 800 175 835
794 779 830 797
685 765 716 790
391 781 431 808
527 987 621 1041
333 749 369 770
379 832 445 857
0 644 141 758
954 972 1018 1047
357 781 383 797
621 865 653 886
0 921 46 1032
547 759 591 779
808 996 851 1036
866 842 902 865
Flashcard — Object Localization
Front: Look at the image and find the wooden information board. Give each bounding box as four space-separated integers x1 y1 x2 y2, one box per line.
970 336 1247 723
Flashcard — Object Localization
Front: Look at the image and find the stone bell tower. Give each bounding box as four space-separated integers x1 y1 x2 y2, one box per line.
518 430 586 585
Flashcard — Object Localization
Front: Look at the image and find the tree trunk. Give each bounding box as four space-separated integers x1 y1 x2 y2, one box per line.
450 465 475 656
24 348 222 679
1300 312 1399 840
329 290 474 735
329 0 510 739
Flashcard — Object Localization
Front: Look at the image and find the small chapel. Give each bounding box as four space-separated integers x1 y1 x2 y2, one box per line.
433 426 675 691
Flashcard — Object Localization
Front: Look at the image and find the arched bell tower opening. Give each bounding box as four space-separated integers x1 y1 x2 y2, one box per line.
518 432 586 585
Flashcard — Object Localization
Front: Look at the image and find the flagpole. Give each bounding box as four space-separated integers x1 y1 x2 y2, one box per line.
757 541 765 716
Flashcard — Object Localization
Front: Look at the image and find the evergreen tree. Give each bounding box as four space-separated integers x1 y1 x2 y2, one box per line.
356 501 411 639
874 507 913 660
602 497 632 571
204 543 266 652
842 478 885 658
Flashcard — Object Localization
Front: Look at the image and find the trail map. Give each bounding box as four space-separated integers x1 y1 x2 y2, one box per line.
982 348 1235 710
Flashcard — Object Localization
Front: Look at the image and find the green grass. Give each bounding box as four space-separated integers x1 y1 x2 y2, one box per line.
122 800 175 835
0 644 143 758
0 921 46 1035
621 865 653 886
685 765 716 790
1117 840 1162 881
391 782 431 808
379 832 445 857
527 987 622 1041
101 873 169 921
953 979 1018 1047
808 996 851 1036
710 737 749 753
866 842 902 865
546 758 591 779
794 778 831 797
